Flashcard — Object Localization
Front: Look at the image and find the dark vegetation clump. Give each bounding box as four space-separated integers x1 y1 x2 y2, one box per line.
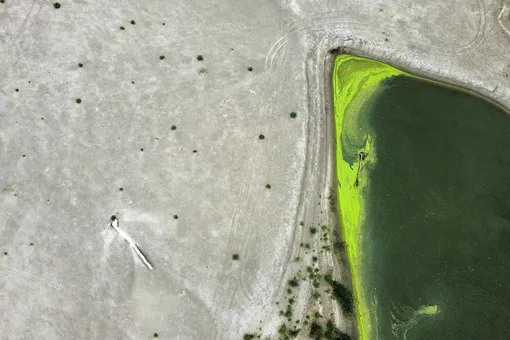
197 55 204 61
173 215 178 219
310 322 323 339
288 278 299 288
53 2 60 9
324 275 354 315
266 184 271 189
232 253 240 260
75 98 81 103
153 333 158 338
159 55 165 60
310 227 317 234
334 240 346 253
131 20 136 25
247 66 253 72
171 125 177 130
120 26 125 30
290 112 297 118
325 320 351 340
258 134 265 140
0 1 5 4
243 334 255 340
78 63 83 67
15 88 19 92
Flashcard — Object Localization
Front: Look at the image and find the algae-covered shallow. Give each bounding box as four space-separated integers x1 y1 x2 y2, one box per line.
333 55 510 339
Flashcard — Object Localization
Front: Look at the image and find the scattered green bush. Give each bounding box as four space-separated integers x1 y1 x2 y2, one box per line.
120 26 125 30
258 134 265 140
232 254 240 260
247 66 253 72
53 2 60 9
159 55 165 60
243 334 255 340
288 278 299 287
325 320 351 340
310 322 323 340
131 20 136 25
310 227 317 234
324 275 354 315
197 55 204 61
290 112 297 118
78 63 83 67
266 184 271 189
171 125 177 130
75 98 81 103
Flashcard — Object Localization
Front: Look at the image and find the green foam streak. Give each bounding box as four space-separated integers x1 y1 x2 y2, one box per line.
332 55 407 339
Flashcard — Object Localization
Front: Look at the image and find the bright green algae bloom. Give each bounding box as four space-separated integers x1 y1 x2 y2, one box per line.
332 55 408 339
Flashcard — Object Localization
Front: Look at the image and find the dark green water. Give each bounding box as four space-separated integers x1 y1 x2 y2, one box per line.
362 76 510 339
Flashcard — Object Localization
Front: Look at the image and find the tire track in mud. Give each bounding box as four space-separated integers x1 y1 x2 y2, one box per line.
266 1 486 72
209 87 270 337
0 0 43 83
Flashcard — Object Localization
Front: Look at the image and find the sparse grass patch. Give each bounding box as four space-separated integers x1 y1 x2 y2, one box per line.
198 68 208 74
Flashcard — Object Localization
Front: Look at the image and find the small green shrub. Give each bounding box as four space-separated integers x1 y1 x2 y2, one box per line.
325 320 351 340
15 88 19 92
288 278 299 287
310 227 317 234
305 243 311 249
310 322 323 340
266 184 271 189
159 55 165 60
75 98 81 103
243 334 255 340
258 134 265 140
131 20 136 25
173 215 178 219
290 112 297 118
324 276 354 315
197 55 203 61
120 26 125 30
171 125 177 130
247 66 253 72
119 187 123 191
232 254 240 260
153 333 159 338
53 2 60 9
78 63 83 67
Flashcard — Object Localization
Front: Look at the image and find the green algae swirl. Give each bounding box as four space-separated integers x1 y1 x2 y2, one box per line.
332 54 405 339
333 54 510 340
332 55 413 339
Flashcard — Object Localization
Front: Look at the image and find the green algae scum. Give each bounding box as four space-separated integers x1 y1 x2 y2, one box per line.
332 55 510 339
